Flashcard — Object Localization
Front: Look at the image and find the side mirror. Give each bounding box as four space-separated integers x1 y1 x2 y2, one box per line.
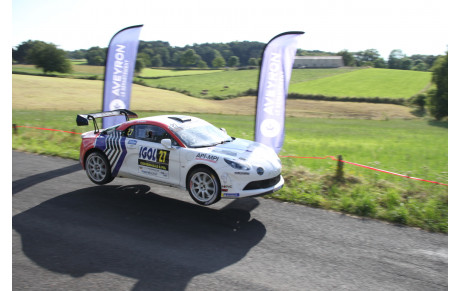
161 139 173 149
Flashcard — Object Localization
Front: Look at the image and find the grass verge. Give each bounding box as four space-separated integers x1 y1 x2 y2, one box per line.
271 167 447 233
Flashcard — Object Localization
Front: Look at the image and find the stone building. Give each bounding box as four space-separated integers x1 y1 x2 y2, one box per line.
293 56 344 68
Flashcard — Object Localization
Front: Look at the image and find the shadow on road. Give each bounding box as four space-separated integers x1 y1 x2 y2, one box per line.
12 163 81 195
13 185 266 290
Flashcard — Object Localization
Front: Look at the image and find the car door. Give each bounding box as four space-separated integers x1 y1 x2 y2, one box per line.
123 124 181 186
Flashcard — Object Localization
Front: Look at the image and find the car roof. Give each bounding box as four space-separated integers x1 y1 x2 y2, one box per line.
117 114 206 131
136 115 200 125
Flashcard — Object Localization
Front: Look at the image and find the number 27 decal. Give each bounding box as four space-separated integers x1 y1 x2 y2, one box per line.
158 150 168 163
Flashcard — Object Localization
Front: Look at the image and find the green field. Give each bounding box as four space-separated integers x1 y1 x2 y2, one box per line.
289 68 433 98
140 68 223 77
139 67 362 98
12 72 446 232
13 63 432 101
139 67 431 100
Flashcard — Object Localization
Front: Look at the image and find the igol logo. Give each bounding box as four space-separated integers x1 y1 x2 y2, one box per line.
139 146 157 162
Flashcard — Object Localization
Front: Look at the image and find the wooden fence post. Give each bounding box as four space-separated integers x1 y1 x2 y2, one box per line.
335 154 344 181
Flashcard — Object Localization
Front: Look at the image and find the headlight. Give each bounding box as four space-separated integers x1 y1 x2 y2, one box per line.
224 158 250 171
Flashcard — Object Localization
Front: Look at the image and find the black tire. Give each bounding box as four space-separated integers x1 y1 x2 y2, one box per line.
85 151 114 185
187 167 221 205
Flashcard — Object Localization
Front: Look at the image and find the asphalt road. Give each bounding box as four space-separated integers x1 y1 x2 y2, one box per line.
12 151 448 290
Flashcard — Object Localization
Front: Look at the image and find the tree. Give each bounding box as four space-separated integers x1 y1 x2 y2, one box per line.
86 47 106 66
388 49 404 69
135 58 145 73
13 40 46 64
248 57 259 66
228 56 240 67
196 60 208 69
180 49 199 67
354 49 381 67
373 58 387 68
26 42 72 74
400 57 413 70
337 50 355 66
411 59 428 71
137 52 152 68
428 53 448 120
151 54 163 67
68 49 86 60
212 56 226 68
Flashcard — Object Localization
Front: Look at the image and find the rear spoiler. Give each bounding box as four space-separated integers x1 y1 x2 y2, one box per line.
76 109 138 133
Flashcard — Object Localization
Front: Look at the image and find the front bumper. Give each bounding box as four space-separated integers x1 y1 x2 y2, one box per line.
221 175 284 198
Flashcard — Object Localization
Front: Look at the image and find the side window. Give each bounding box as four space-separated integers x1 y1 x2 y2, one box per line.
126 124 178 146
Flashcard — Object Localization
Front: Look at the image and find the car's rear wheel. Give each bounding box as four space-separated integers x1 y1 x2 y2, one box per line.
85 151 114 185
187 167 221 205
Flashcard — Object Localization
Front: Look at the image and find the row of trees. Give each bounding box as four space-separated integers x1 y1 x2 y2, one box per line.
14 39 441 73
337 49 438 71
73 41 439 72
68 40 265 69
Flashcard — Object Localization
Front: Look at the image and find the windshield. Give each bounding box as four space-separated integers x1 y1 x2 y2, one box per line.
172 123 232 148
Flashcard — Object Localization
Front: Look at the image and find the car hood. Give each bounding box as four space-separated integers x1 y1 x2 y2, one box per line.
211 138 280 164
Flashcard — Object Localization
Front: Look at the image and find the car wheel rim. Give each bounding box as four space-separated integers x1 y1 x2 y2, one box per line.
87 155 107 182
190 172 217 202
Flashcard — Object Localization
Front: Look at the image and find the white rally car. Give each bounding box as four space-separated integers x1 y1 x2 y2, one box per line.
77 110 284 205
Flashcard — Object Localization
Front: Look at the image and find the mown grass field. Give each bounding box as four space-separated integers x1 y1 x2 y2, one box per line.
13 63 431 100
139 67 362 98
289 68 433 98
13 75 416 119
139 67 430 100
12 74 447 232
140 68 223 77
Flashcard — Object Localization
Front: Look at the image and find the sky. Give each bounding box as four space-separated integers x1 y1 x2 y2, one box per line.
11 0 451 59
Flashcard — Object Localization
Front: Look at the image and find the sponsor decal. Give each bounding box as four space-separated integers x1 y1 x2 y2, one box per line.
222 193 240 198
196 153 219 163
138 146 170 178
128 139 137 145
94 130 127 177
234 172 250 175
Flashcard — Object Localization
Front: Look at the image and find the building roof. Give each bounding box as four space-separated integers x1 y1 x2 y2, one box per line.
295 56 342 60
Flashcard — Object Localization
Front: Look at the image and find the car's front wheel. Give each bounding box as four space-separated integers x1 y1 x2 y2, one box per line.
85 151 114 185
187 167 221 205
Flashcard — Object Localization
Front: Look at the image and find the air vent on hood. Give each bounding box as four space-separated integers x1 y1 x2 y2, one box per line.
168 116 192 123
